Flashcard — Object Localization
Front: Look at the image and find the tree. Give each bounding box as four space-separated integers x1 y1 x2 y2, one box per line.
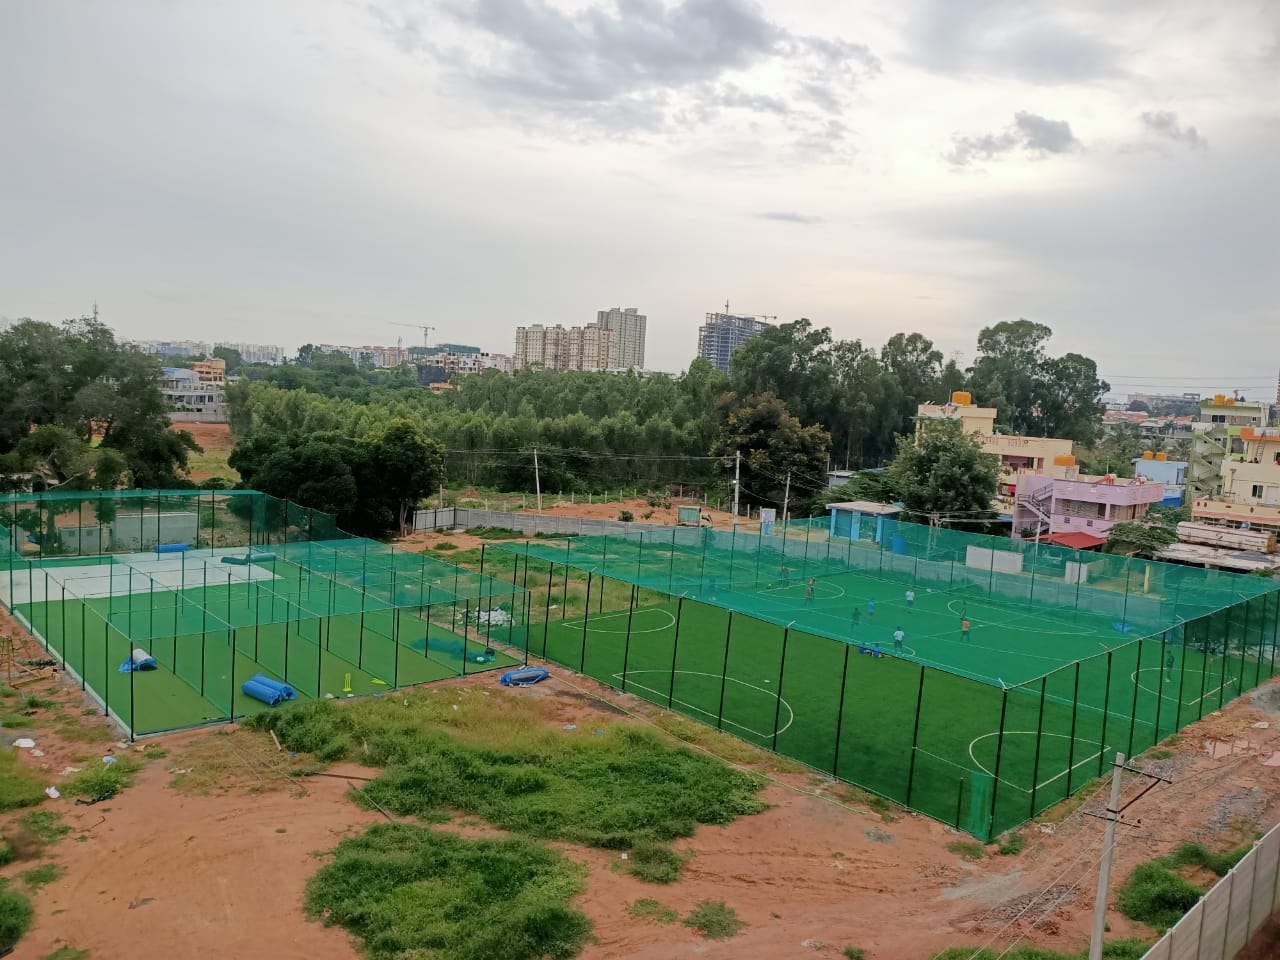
212 346 244 374
1106 518 1177 558
817 469 900 508
711 393 830 514
359 420 444 536
1127 400 1151 413
888 420 999 525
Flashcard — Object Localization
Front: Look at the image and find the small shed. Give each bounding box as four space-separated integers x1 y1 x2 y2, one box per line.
676 505 703 526
827 501 903 544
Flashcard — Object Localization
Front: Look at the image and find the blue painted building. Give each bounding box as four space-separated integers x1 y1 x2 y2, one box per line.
1131 455 1188 506
827 500 903 544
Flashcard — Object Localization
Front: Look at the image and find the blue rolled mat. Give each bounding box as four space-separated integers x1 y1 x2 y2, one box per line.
242 678 288 706
247 552 277 562
221 555 250 566
156 543 190 554
500 667 550 686
248 672 296 701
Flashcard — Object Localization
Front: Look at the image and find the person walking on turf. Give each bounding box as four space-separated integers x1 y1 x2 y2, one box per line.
867 599 875 617
961 617 971 642
905 588 915 610
806 577 815 604
893 625 905 654
1165 651 1176 681
851 606 861 629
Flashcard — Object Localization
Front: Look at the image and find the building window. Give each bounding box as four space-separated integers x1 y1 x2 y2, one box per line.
1211 414 1226 423
1253 484 1265 499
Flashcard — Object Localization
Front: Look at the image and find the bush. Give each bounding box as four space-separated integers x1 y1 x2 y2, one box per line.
306 823 591 960
60 757 139 801
842 949 867 960
0 884 34 952
0 750 47 813
618 510 635 522
465 526 526 540
625 843 687 884
627 898 678 923
1116 861 1203 929
683 901 744 939
18 811 71 845
947 840 986 861
22 863 63 889
997 832 1026 856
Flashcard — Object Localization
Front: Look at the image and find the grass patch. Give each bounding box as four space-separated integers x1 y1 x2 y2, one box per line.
142 747 168 760
842 949 867 960
1035 775 1107 825
683 900 743 939
932 943 1148 960
0 749 46 813
18 812 72 845
947 840 986 861
250 695 767 852
44 948 91 960
832 784 902 822
627 898 679 923
306 823 590 960
22 863 63 889
1145 749 1173 761
997 832 1026 856
624 843 688 884
168 728 322 794
24 695 57 710
0 842 12 867
0 712 35 728
0 882 35 952
648 711 805 774
59 757 139 802
1116 841 1252 930
465 526 527 540
430 541 459 551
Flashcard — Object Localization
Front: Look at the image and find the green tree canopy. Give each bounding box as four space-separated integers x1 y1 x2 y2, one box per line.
711 392 830 515
888 420 999 526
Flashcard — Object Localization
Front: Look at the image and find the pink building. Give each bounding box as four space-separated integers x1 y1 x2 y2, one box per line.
1013 468 1166 548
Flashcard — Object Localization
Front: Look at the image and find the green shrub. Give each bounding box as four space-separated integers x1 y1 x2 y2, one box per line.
0 750 46 813
1116 861 1204 929
683 901 743 939
842 949 867 960
431 540 459 551
306 823 591 960
22 863 63 889
0 884 35 952
627 898 678 923
60 757 139 802
625 843 687 884
947 840 986 861
20 812 72 845
618 510 635 522
464 526 526 540
997 832 1026 856
0 842 13 867
44 948 91 960
932 943 1148 960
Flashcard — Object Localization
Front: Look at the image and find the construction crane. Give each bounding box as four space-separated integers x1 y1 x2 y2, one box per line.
389 322 435 349
724 301 777 323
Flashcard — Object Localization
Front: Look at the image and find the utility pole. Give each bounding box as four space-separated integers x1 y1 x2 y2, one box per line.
533 447 543 514
731 450 741 528
1088 752 1170 960
781 472 791 525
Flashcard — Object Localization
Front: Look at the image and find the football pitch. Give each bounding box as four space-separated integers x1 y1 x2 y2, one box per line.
521 568 1275 836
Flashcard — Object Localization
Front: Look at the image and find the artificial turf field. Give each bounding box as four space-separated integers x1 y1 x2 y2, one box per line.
522 569 1276 836
8 557 522 734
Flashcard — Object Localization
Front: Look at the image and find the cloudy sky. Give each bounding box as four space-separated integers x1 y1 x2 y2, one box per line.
2 0 1277 397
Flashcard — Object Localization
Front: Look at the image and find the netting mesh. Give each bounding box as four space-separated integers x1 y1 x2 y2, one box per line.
1 491 526 736
489 518 1280 838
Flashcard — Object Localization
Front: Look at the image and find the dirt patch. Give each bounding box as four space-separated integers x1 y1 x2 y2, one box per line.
170 421 237 482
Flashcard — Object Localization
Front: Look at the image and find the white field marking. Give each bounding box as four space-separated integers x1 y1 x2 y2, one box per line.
1131 667 1239 706
560 606 676 635
757 581 847 601
945 598 1101 641
613 669 795 738
967 731 1109 795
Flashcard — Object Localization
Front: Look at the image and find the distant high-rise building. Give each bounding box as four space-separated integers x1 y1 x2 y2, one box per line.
596 306 646 369
696 313 772 372
514 323 617 371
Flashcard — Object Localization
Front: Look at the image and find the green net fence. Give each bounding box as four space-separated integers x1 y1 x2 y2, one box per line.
1 490 525 736
487 517 1280 839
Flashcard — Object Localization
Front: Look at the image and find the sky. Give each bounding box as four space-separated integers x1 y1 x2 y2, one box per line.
1 0 1277 399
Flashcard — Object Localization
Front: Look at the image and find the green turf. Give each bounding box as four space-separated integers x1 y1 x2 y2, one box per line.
519 568 1279 838
9 558 524 736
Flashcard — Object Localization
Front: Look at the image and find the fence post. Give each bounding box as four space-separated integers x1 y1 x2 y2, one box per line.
905 664 926 805
580 573 592 672
987 689 1010 838
1066 662 1081 792
1152 634 1167 744
831 644 851 776
716 612 734 729
1098 651 1113 777
1029 676 1047 818
668 596 684 707
770 626 791 751
621 585 637 691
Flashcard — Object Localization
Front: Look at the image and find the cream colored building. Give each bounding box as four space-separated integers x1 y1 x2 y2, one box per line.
190 358 226 384
916 392 1075 496
596 306 646 369
514 322 618 371
1187 393 1270 498
1191 426 1280 535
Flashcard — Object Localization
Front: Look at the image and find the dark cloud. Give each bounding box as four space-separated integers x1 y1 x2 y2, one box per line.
377 0 876 139
754 211 823 223
1141 110 1207 149
902 0 1122 84
945 111 1081 166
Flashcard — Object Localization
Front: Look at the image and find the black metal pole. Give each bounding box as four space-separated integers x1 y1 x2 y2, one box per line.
580 573 592 672
1098 651 1113 777
716 612 733 730
1154 633 1168 742
986 689 1010 839
831 644 851 776
1029 676 1047 818
1065 662 1081 792
905 664 926 805
770 627 791 750
620 584 636 692
667 597 684 707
